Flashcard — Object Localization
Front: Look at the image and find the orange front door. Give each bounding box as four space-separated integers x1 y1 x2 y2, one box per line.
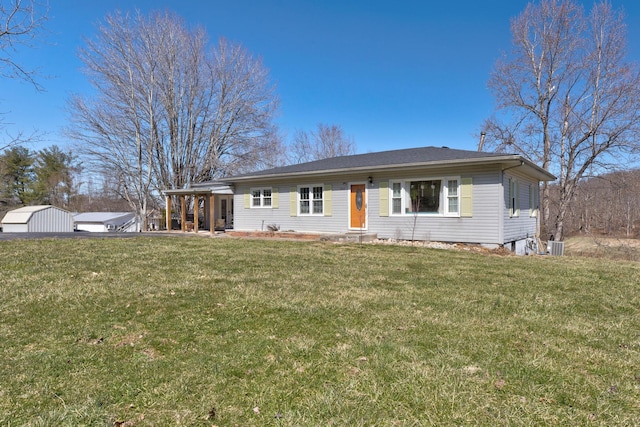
350 184 367 229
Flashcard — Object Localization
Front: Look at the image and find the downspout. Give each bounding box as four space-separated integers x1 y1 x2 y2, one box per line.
498 168 504 246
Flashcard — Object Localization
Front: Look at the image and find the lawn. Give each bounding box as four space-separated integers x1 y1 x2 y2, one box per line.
564 236 640 262
1 236 639 426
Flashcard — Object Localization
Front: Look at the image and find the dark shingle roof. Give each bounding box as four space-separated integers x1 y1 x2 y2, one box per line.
228 146 513 180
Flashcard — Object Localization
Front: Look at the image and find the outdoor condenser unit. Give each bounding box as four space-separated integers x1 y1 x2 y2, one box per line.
547 241 565 256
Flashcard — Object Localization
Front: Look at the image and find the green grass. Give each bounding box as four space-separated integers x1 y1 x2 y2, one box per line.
1 237 639 426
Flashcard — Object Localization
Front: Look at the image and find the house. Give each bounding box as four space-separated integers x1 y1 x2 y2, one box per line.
163 146 556 251
1 205 75 233
73 212 137 232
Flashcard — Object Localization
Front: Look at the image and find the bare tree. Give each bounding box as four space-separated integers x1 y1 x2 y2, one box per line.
0 0 47 88
67 10 280 227
480 0 640 240
1 0 48 151
289 123 356 163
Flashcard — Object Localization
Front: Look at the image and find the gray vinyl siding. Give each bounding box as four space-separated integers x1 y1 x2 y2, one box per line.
502 172 538 243
368 170 503 244
233 166 516 245
234 182 351 234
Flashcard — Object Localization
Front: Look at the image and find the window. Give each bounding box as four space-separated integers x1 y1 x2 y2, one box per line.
392 182 402 214
447 179 459 215
407 180 441 213
389 178 460 216
299 185 323 215
251 187 272 208
509 179 519 217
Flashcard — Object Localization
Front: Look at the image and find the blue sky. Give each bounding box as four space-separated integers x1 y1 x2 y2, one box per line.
2 0 640 154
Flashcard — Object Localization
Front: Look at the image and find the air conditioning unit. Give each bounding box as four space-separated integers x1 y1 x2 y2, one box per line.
547 241 564 256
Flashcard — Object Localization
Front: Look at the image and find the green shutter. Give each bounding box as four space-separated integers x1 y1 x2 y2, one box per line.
272 187 279 208
324 184 332 216
379 181 389 217
289 187 297 216
461 177 473 217
244 189 250 209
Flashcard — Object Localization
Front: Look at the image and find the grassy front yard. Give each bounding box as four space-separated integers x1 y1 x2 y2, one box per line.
1 237 639 425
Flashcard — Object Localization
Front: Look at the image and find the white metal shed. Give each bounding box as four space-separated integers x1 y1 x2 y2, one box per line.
73 212 137 232
1 205 75 233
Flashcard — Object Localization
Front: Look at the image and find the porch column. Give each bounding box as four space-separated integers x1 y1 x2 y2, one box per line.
180 195 186 232
194 196 199 233
165 195 172 231
209 194 215 235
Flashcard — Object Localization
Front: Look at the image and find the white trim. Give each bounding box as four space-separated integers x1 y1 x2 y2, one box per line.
348 182 368 230
445 178 460 217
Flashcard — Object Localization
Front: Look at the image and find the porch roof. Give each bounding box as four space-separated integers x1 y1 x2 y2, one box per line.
161 182 233 196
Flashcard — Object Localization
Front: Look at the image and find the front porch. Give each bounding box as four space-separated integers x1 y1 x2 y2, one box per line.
162 182 233 234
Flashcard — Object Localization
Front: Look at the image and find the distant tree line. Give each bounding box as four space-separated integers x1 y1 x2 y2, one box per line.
548 168 640 239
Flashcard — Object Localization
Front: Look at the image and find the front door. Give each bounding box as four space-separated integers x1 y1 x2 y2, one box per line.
350 184 367 229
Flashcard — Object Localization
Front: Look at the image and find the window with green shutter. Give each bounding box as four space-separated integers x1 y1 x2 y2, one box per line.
379 181 389 217
244 189 250 209
460 177 473 217
289 187 297 216
324 184 332 216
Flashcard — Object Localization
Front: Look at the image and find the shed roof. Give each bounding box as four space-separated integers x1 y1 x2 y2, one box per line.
1 205 61 224
225 146 556 182
73 212 134 223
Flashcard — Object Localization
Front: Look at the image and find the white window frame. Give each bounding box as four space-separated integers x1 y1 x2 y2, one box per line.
391 182 403 215
250 187 272 208
388 177 460 217
445 178 460 216
298 184 324 216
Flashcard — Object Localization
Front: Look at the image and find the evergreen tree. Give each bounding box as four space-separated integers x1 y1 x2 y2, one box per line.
33 146 80 208
0 146 37 206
